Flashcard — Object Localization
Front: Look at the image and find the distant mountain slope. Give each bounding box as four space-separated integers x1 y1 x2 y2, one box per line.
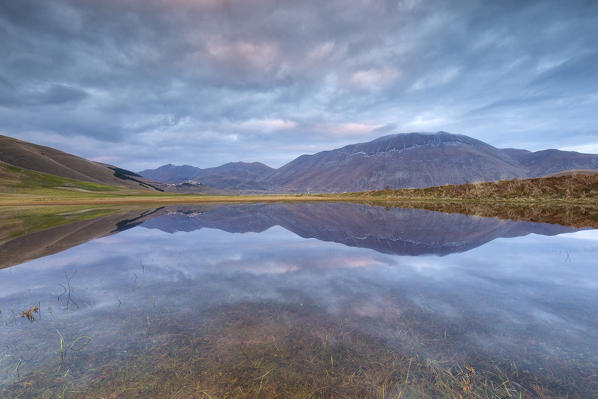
193 162 275 189
266 132 527 192
138 164 200 183
0 135 165 191
504 148 598 177
139 161 275 189
139 131 598 193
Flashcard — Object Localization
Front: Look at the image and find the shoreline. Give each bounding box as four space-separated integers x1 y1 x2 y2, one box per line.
0 194 596 206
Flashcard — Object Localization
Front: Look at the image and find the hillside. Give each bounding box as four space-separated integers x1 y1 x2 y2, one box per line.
0 134 165 191
360 173 598 201
140 132 598 193
0 160 122 194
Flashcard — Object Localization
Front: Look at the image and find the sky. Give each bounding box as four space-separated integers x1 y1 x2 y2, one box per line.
1 0 598 171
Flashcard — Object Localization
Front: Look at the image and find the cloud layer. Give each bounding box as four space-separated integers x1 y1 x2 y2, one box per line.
1 0 597 170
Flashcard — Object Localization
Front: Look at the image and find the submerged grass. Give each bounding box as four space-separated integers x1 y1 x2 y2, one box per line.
20 304 40 323
2 301 583 399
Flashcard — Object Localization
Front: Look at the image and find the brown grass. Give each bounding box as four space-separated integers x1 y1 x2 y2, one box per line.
360 174 598 202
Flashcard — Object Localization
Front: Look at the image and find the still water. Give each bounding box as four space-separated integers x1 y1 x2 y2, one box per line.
0 203 597 398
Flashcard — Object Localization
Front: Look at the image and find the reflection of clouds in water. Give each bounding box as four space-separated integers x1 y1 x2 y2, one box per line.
0 222 597 376
558 229 598 242
411 296 461 318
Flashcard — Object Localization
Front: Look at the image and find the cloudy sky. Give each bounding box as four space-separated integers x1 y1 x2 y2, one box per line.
1 0 597 170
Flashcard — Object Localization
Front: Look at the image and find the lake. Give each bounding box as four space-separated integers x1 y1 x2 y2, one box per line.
1 202 597 398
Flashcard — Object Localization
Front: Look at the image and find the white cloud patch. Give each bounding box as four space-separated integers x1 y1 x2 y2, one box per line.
204 39 282 71
350 66 400 89
561 142 598 154
410 66 460 91
405 113 448 129
315 122 383 136
230 118 298 132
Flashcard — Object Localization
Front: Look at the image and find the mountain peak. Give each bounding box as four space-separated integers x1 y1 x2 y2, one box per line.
139 132 598 193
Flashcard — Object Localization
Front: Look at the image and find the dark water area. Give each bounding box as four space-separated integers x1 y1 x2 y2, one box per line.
0 203 597 398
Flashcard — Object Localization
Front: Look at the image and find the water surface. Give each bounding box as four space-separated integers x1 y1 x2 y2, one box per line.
1 203 597 398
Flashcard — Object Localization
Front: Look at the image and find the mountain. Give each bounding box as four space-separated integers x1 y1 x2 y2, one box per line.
6 132 597 194
137 164 200 183
0 134 166 191
266 132 527 192
502 148 598 177
139 132 598 193
139 162 275 190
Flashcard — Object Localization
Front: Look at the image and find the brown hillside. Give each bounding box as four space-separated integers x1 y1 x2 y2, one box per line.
0 135 164 191
364 174 598 201
544 169 598 178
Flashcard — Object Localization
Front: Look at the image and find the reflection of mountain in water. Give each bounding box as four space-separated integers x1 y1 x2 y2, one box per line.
0 208 165 269
141 203 579 256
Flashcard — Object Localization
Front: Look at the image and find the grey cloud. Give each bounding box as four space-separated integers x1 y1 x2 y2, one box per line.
0 0 597 168
35 84 88 106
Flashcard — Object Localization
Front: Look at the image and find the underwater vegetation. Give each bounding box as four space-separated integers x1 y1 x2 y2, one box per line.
2 300 595 399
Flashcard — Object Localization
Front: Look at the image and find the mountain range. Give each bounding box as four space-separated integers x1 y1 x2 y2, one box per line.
140 132 598 193
141 161 275 190
2 132 598 194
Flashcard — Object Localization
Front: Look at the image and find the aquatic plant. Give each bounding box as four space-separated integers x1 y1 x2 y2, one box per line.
21 304 40 322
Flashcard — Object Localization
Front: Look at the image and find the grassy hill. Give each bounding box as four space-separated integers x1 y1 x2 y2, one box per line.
1 161 119 193
0 161 165 202
0 134 166 191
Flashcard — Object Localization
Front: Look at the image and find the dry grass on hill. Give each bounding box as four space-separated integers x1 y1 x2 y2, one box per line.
363 174 598 201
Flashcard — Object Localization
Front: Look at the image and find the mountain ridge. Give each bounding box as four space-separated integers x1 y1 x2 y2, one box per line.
139 161 275 190
3 132 597 194
139 132 598 193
